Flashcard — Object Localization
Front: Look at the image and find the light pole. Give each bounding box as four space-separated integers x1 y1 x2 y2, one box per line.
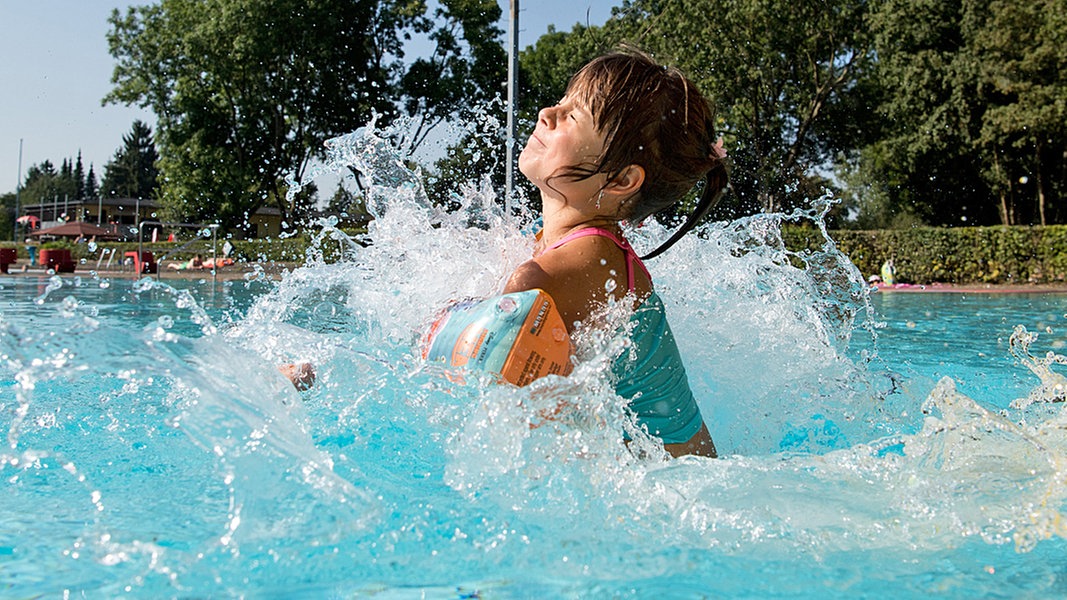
504 0 519 217
13 139 23 241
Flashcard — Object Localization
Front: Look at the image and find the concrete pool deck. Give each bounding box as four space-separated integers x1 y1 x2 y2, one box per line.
872 282 1067 293
1 258 302 282
6 257 1067 291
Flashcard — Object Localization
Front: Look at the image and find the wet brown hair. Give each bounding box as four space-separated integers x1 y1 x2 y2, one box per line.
551 48 728 259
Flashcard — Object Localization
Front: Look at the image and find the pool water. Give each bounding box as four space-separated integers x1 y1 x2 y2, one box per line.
3 127 1067 598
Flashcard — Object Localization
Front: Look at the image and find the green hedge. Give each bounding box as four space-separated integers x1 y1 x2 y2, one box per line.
784 225 1067 284
7 225 1067 284
0 233 357 265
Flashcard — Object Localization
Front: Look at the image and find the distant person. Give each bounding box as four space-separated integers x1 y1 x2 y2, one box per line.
168 254 204 270
880 259 896 285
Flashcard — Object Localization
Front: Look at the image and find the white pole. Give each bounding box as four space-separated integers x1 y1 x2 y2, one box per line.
13 139 23 241
212 225 218 284
504 0 519 217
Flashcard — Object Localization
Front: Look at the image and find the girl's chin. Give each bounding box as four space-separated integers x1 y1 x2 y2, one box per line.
517 162 541 185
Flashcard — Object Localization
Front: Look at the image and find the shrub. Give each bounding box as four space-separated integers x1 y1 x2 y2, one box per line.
783 225 1067 284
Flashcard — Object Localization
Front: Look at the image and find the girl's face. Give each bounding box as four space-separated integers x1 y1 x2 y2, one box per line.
519 95 607 204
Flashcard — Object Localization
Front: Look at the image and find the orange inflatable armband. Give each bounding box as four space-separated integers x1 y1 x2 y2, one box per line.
422 289 572 386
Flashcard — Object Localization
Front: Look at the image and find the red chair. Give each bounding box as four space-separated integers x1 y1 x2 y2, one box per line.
125 251 158 274
39 249 76 273
0 248 16 273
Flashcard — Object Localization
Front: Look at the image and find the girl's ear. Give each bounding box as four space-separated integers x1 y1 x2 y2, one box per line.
605 164 645 198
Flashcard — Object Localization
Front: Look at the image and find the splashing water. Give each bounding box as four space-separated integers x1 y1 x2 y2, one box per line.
3 121 1067 597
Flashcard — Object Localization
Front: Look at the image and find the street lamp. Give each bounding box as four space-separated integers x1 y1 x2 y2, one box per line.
505 1 519 217
13 139 23 241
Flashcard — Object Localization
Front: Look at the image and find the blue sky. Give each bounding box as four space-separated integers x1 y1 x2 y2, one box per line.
0 1 614 195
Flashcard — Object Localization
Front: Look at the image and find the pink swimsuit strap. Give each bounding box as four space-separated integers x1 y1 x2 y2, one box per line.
544 227 651 293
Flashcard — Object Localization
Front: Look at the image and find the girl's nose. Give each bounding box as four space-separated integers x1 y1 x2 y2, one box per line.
538 106 556 128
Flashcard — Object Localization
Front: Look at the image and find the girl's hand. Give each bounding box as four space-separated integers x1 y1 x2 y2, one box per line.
279 362 316 391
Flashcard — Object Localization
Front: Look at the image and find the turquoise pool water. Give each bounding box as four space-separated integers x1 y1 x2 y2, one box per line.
3 127 1067 597
4 253 1067 598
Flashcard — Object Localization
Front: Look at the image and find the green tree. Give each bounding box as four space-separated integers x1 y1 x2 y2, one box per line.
105 0 389 232
19 161 71 208
58 159 79 202
393 0 511 210
326 184 371 228
106 0 505 236
1 191 14 241
100 120 159 200
84 164 99 200
398 0 506 149
973 0 1067 225
859 0 994 226
513 1 872 220
620 0 872 217
857 0 1067 227
73 152 86 199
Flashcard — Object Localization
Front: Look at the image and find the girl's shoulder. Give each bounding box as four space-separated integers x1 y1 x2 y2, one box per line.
505 244 597 293
505 235 619 321
536 234 626 287
515 235 623 290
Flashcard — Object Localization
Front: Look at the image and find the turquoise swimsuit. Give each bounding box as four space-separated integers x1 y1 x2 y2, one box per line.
544 228 705 444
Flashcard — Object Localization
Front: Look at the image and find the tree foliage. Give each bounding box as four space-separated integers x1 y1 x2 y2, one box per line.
973 0 1067 225
100 120 159 200
105 0 504 235
95 0 1065 231
856 0 1067 226
513 0 1065 229
0 192 15 241
398 0 506 148
16 155 98 209
515 0 872 220
631 0 871 217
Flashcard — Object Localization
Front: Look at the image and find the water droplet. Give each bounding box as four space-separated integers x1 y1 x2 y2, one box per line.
496 296 519 314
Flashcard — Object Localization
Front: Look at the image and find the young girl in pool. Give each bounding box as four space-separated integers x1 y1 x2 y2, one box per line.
506 49 727 458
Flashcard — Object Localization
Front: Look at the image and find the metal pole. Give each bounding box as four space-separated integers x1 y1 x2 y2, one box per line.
211 225 218 284
13 139 23 241
138 221 143 279
504 0 519 217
